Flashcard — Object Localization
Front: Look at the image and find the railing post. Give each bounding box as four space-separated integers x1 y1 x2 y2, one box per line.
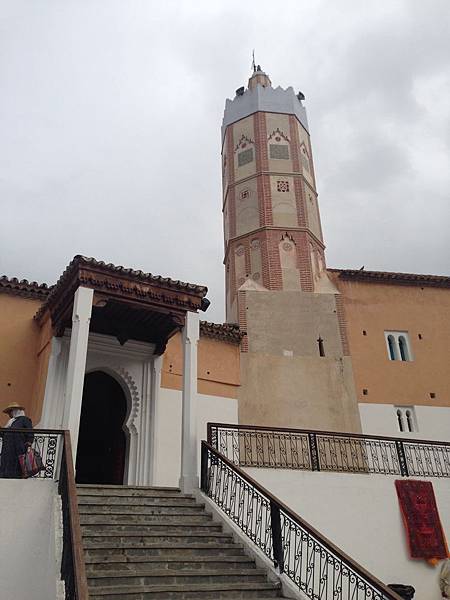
201 442 209 492
270 501 284 573
395 440 409 476
309 433 320 471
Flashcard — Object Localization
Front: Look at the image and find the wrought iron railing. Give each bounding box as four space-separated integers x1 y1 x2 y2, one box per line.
201 441 402 600
207 422 450 478
0 428 88 599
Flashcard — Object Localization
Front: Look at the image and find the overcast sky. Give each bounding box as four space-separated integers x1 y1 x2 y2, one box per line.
1 1 449 322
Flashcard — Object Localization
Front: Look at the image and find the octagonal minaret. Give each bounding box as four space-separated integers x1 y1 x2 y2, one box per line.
221 66 361 433
222 66 328 323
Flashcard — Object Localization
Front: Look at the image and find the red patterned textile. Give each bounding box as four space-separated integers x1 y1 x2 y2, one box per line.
395 480 448 560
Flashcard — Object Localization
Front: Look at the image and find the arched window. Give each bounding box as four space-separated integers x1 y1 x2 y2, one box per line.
396 409 404 432
385 331 412 361
405 410 413 432
387 335 396 360
398 336 409 361
395 406 417 433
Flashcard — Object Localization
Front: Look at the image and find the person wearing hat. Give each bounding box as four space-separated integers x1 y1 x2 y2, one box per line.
0 402 34 478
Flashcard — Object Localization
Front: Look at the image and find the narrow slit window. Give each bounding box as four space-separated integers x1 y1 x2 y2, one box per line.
405 410 413 432
317 337 325 357
398 336 409 361
396 409 404 432
388 335 396 360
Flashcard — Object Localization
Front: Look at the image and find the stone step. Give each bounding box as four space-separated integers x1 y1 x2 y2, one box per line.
77 485 187 498
88 581 282 599
79 503 206 515
83 543 246 559
81 523 222 536
88 568 268 587
80 513 212 525
78 495 198 506
85 555 255 572
82 532 234 547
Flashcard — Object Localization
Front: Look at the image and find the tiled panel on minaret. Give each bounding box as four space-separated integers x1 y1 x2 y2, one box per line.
236 181 259 237
270 176 297 227
266 113 293 173
279 235 301 290
250 238 263 284
233 116 256 181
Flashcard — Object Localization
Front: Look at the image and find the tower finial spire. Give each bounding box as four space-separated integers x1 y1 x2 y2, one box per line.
252 49 256 73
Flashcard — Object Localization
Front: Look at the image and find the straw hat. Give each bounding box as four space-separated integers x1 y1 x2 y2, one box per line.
2 402 25 415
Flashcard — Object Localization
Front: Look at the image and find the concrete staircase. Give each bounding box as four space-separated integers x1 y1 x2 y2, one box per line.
77 484 286 599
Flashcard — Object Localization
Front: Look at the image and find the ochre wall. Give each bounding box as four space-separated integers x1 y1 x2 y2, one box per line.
331 276 450 407
0 294 45 425
161 332 240 399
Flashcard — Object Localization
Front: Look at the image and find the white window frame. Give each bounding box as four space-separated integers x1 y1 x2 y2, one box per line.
394 405 418 433
384 331 413 361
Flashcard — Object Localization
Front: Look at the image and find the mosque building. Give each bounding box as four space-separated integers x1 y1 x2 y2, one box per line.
0 65 449 600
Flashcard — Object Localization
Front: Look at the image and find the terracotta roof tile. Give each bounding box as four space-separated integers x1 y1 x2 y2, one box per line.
0 275 52 300
35 255 209 322
329 268 450 288
200 321 243 344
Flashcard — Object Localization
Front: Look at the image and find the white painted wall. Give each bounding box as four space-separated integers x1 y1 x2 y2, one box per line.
154 388 238 486
245 468 450 600
0 480 60 600
359 402 450 441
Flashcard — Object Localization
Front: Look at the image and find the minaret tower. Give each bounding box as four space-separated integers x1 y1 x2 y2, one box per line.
222 66 360 432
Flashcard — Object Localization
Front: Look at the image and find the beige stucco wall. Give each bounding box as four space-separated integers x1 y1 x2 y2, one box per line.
330 275 450 408
246 290 344 357
240 353 361 432
0 293 45 425
239 289 361 432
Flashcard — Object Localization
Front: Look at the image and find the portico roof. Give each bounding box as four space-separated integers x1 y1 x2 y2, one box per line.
34 255 209 353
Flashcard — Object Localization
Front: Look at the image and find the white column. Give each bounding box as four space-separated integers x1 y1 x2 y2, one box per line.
62 286 93 463
179 311 200 493
38 337 63 428
149 355 163 486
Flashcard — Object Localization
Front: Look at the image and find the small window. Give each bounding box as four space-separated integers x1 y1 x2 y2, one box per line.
317 337 325 357
385 331 413 362
395 406 417 433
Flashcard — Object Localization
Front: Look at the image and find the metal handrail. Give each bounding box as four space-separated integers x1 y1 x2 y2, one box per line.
0 427 88 599
207 422 450 447
201 440 402 600
207 422 450 477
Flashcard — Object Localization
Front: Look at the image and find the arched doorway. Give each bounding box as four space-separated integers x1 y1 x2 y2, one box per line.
75 371 128 485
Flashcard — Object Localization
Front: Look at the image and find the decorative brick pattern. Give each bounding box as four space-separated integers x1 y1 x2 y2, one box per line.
288 115 301 173
297 232 314 292
237 290 248 352
253 112 269 171
226 124 235 186
334 294 350 355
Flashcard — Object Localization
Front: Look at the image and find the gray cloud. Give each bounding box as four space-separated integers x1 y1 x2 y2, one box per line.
1 0 449 322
